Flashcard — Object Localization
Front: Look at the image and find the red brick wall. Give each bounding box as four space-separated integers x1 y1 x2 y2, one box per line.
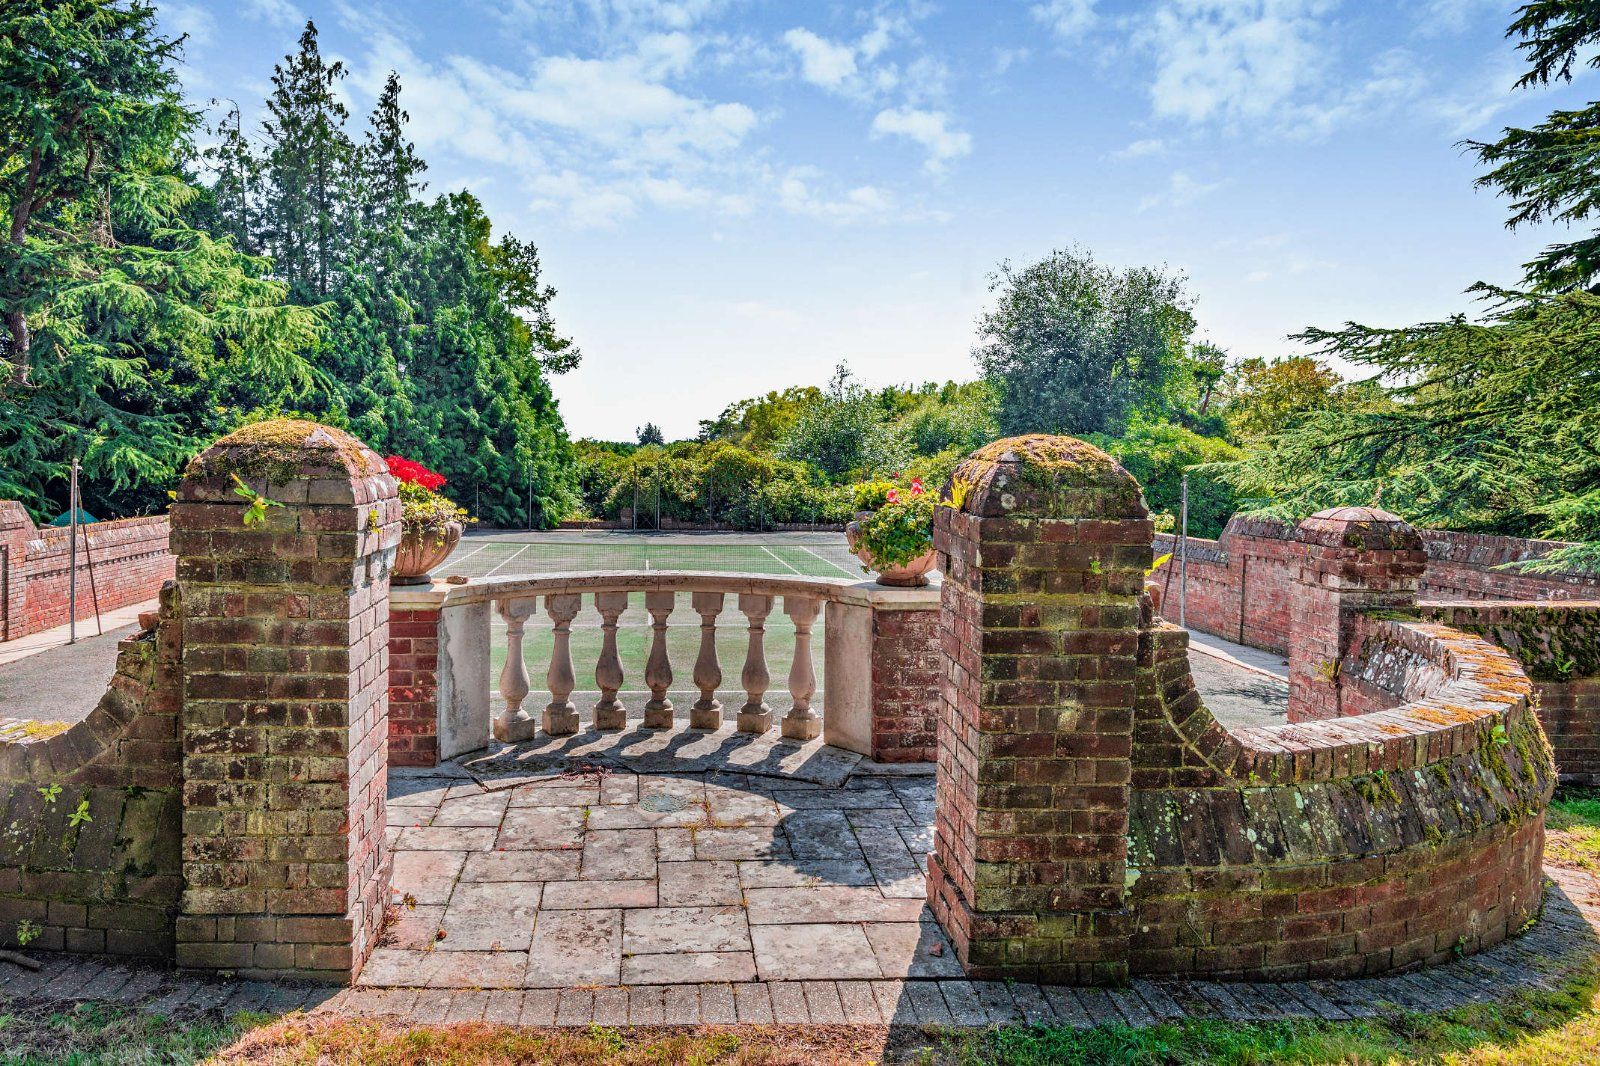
870 605 940 763
172 420 400 983
1417 602 1600 785
928 437 1150 985
0 583 184 957
1153 519 1600 657
1128 619 1553 979
388 608 441 768
0 500 174 641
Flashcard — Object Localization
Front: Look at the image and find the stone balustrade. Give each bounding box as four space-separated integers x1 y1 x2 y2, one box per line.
388 572 942 764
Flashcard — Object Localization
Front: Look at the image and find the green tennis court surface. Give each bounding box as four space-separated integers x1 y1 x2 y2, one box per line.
438 531 863 582
436 532 868 709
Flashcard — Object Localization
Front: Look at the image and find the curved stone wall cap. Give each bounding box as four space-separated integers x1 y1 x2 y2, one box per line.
947 434 1148 520
1295 505 1423 551
180 419 394 500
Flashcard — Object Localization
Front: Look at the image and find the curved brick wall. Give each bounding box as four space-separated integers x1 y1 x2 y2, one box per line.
928 436 1556 985
0 585 182 956
1130 614 1553 978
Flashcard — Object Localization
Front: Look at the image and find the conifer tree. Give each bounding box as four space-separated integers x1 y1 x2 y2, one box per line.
1471 2 1600 291
260 20 354 299
0 0 319 514
202 101 260 256
1221 3 1600 571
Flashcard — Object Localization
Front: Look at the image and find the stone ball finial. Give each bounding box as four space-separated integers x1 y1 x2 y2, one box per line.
945 434 1148 520
178 418 394 505
1293 506 1424 553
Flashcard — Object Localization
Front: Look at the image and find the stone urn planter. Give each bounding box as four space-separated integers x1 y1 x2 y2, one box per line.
392 521 463 586
846 511 938 587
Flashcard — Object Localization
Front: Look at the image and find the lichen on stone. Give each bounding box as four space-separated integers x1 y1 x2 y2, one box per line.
185 418 385 487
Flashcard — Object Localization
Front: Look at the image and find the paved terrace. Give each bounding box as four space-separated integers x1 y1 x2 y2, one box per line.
2 766 1595 1031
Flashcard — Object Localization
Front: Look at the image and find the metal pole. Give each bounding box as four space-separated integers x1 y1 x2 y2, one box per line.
68 458 79 645
527 471 533 531
632 481 638 531
1178 473 1189 629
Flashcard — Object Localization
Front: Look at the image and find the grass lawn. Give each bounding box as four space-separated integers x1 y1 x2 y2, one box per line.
3 791 1598 1065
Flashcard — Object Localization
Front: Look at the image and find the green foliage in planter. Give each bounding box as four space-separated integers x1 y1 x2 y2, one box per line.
855 487 937 569
398 480 470 543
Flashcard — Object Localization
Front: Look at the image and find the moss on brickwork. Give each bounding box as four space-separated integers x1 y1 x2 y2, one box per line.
185 418 385 486
948 434 1147 519
1434 606 1600 683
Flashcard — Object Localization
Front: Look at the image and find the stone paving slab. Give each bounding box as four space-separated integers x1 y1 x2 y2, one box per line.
4 758 1599 1033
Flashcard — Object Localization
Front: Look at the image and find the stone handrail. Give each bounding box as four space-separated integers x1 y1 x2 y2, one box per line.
390 571 940 756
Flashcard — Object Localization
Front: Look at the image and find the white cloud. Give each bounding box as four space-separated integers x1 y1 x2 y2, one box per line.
242 0 305 29
778 170 894 222
1031 0 1097 44
780 15 931 101
783 27 859 90
1138 170 1225 211
1111 137 1166 160
1415 0 1505 36
1245 250 1338 282
1134 2 1440 140
994 47 1031 74
1426 53 1525 134
501 0 733 35
342 31 761 226
1140 0 1333 126
871 107 972 171
162 3 216 47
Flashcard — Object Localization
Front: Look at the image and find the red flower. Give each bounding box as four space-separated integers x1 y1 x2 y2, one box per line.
886 488 901 504
909 477 925 496
385 455 447 491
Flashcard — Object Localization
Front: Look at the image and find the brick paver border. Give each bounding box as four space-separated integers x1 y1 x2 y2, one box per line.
3 865 1594 1030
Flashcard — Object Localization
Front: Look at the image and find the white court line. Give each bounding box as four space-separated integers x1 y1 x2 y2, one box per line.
484 543 530 577
762 545 804 576
441 541 492 569
799 544 859 578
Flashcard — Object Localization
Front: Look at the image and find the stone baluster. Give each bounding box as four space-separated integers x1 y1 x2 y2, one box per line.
781 594 822 741
544 593 582 735
644 590 675 728
737 592 774 733
690 591 725 729
593 590 629 730
495 597 539 743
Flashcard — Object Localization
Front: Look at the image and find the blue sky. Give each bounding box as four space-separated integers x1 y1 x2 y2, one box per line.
160 0 1592 441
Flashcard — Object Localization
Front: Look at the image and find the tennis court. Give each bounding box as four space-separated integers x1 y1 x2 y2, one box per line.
437 529 864 582
437 531 875 714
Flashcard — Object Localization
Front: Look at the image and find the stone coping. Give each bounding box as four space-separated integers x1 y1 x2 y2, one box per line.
390 571 943 612
1161 617 1537 786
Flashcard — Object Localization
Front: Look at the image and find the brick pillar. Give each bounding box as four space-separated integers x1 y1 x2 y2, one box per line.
927 435 1150 985
171 419 400 982
1287 506 1426 722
